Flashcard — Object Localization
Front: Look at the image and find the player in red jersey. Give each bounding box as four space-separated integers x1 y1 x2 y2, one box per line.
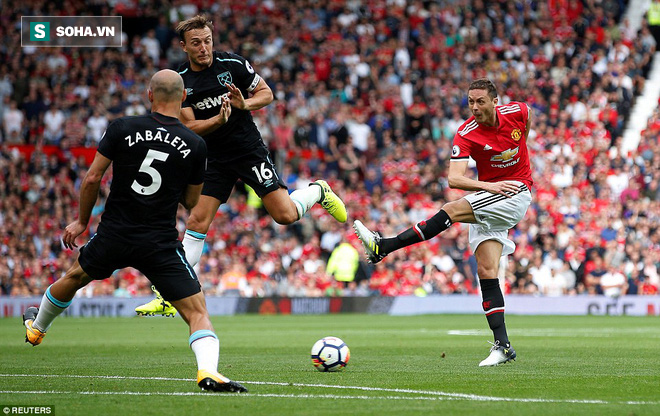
353 78 533 366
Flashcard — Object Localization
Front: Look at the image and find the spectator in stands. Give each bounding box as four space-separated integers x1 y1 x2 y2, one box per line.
600 265 628 298
86 109 109 146
124 95 147 116
647 0 660 45
326 241 359 287
2 100 24 140
22 89 47 123
529 255 553 294
218 263 248 297
141 29 161 64
43 104 65 144
62 109 86 146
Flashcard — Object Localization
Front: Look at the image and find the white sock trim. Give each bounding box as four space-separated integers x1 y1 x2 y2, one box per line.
290 186 322 219
182 230 206 268
190 334 220 372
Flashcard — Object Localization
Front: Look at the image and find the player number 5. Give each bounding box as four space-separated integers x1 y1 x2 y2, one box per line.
251 162 273 183
131 149 170 195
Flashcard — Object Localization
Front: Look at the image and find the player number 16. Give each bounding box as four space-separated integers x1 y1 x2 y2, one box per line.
251 162 273 183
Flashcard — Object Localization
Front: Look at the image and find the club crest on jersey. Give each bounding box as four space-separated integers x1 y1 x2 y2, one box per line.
511 128 522 142
185 88 193 96
217 71 232 86
490 147 519 162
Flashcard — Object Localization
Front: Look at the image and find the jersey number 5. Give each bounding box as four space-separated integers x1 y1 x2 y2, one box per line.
132 149 169 195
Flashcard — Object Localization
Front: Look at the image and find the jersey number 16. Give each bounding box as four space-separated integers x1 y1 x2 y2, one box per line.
251 162 274 184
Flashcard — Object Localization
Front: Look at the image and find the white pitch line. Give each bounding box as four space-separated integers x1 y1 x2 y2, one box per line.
0 390 445 401
1 390 658 406
0 374 657 406
0 374 189 382
240 380 612 404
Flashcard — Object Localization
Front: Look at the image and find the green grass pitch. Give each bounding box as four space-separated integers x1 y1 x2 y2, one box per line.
1 314 659 415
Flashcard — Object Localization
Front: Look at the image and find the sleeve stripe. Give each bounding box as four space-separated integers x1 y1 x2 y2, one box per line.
216 58 243 64
450 157 469 161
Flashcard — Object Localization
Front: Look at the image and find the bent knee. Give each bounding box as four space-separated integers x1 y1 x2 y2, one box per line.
477 266 499 279
270 210 298 225
442 199 472 222
63 269 92 288
187 213 213 233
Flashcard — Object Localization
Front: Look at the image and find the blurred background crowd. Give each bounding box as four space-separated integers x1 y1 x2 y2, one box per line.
1 0 658 299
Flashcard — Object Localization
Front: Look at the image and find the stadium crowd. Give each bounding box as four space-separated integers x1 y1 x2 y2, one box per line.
1 0 658 300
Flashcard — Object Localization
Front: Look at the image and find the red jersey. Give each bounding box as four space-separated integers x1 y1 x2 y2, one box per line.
451 102 533 189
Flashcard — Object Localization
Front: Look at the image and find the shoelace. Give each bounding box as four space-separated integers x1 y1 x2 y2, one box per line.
486 340 501 352
322 199 337 211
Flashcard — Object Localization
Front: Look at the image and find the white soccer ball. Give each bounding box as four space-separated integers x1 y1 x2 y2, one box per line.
311 336 350 372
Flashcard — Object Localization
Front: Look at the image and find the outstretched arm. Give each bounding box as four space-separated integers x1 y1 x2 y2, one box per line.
448 159 520 196
62 152 112 249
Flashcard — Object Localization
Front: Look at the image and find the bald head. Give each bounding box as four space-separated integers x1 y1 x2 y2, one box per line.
149 69 185 103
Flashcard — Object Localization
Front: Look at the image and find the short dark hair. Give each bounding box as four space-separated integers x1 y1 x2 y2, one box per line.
176 15 214 42
468 78 498 99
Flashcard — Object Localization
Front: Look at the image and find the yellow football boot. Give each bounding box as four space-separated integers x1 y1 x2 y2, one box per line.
313 180 347 223
135 286 177 317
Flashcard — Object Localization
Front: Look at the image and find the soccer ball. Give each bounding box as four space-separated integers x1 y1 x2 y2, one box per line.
310 336 350 372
